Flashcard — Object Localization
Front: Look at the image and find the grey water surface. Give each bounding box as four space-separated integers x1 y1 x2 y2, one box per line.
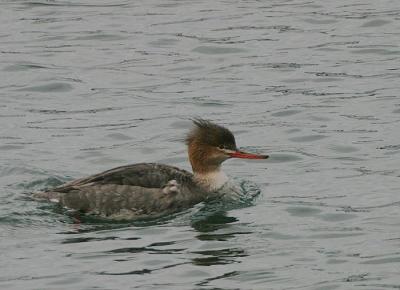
1 0 400 289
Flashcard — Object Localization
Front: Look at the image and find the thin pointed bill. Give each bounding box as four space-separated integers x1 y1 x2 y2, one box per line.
228 150 269 159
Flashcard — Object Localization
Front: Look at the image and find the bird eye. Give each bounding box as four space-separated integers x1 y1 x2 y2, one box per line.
218 145 225 150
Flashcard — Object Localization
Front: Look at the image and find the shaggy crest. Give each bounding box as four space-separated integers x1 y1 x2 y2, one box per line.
186 119 237 150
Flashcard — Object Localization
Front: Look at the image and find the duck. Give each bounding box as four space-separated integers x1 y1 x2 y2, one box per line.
33 119 268 219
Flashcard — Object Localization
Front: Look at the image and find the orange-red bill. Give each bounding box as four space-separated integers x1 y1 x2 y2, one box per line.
228 151 269 159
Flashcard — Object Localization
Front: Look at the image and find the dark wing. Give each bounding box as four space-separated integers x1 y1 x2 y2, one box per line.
34 163 207 219
52 163 194 192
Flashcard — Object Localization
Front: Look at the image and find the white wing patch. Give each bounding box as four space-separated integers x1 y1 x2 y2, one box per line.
162 179 181 195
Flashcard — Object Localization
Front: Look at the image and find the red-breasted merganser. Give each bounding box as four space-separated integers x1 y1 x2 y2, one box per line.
33 119 268 219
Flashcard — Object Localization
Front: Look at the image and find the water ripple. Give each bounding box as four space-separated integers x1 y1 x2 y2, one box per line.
1 0 400 288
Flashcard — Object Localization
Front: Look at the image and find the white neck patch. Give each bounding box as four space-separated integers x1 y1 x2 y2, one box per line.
194 169 228 192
